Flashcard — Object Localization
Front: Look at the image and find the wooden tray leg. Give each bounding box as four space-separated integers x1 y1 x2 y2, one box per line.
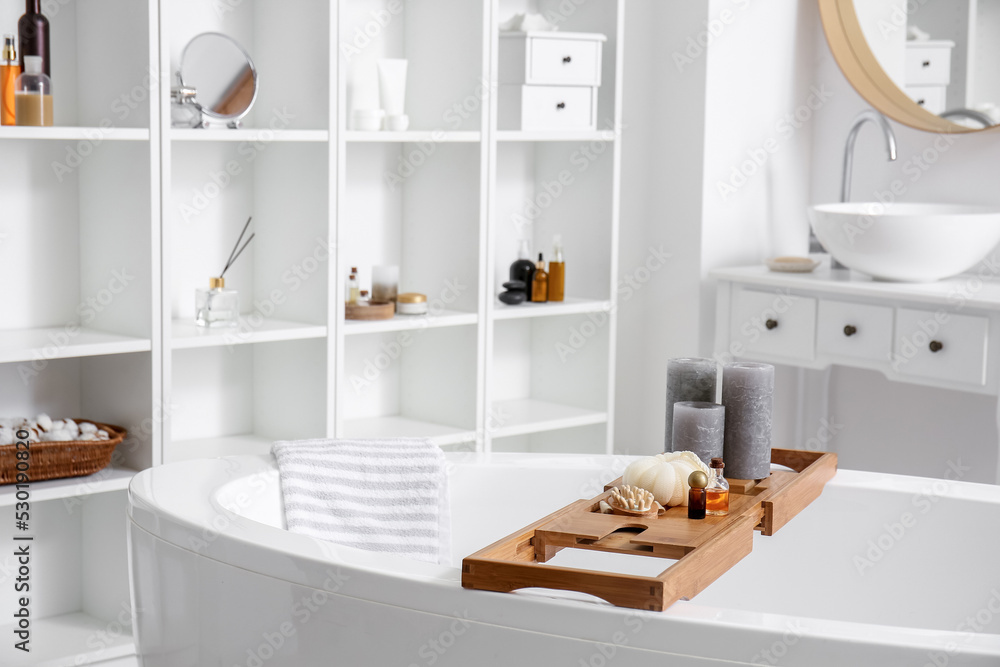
463 559 667 611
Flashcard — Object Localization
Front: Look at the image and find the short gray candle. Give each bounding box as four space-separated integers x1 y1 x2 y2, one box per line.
721 362 774 480
672 402 725 465
665 358 718 452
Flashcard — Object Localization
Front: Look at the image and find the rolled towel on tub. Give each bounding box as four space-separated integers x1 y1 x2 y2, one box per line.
271 438 451 565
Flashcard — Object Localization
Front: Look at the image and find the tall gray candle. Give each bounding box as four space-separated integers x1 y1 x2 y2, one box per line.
672 402 725 465
665 358 718 452
721 362 774 480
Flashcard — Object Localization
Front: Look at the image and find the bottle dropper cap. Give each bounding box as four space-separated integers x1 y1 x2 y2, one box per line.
711 457 724 469
23 55 42 75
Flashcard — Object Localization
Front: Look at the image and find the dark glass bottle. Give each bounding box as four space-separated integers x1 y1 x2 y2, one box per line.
509 240 535 301
18 1 49 78
688 470 707 520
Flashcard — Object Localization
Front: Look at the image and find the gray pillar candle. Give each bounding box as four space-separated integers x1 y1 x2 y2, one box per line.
672 402 725 465
721 362 775 480
665 358 718 452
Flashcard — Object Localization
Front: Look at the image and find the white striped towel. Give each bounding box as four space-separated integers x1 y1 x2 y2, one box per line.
271 438 451 565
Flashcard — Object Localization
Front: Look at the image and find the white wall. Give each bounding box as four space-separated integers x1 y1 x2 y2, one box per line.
614 0 708 454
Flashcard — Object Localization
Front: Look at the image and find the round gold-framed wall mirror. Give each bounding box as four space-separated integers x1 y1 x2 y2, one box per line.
819 0 1000 133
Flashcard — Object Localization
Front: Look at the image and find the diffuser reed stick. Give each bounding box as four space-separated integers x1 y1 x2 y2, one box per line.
221 216 254 277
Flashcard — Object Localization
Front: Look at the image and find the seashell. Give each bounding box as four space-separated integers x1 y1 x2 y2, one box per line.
35 413 53 431
623 451 710 508
79 422 98 434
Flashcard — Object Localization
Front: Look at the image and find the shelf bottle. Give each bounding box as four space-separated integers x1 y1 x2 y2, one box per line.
531 253 548 302
548 235 565 302
1 36 18 125
18 0 50 78
706 457 729 516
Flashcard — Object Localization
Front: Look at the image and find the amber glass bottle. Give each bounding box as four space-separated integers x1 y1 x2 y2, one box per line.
687 470 707 520
706 457 730 516
531 252 548 302
548 235 564 302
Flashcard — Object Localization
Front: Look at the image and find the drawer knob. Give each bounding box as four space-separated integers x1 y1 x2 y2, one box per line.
929 340 944 353
556 102 566 110
922 60 931 67
563 56 572 64
843 325 857 337
765 319 778 331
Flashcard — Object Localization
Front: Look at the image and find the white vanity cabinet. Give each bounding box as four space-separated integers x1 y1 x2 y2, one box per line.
713 265 1000 395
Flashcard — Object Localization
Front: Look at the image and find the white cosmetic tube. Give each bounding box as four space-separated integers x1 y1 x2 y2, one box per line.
377 59 408 116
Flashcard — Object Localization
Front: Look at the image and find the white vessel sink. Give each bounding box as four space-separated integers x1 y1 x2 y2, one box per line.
808 202 1000 282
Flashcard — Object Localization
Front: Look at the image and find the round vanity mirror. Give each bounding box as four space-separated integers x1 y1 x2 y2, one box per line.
820 0 1000 133
178 32 258 128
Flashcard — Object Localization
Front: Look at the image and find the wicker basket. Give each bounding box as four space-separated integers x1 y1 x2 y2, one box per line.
0 421 126 484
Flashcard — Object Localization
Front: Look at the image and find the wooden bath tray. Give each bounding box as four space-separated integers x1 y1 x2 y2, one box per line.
462 448 836 611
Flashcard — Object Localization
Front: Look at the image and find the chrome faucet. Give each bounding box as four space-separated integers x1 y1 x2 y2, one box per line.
811 110 899 262
841 110 897 203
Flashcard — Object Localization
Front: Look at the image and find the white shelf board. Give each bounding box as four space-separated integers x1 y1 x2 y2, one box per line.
0 327 151 364
171 128 329 143
496 130 617 143
490 399 608 439
1 612 135 666
342 416 477 447
492 297 612 320
0 126 149 141
0 466 135 507
345 130 481 143
171 318 327 349
343 309 477 335
165 434 275 464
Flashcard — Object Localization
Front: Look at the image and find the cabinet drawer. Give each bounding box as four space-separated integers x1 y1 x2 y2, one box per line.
730 290 817 361
498 84 597 131
817 301 893 362
904 85 947 115
905 43 953 85
894 308 988 386
499 33 605 86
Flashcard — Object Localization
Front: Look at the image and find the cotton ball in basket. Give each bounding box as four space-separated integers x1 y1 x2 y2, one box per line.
63 419 79 437
0 427 13 446
35 413 53 431
79 421 98 435
41 429 73 442
622 451 711 508
96 430 109 441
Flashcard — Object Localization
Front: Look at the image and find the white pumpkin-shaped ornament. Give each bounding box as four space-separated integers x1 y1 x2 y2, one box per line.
623 451 710 507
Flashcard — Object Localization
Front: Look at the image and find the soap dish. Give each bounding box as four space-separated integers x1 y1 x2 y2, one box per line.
766 256 820 273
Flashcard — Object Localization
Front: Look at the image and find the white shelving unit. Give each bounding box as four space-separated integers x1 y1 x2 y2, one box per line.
1 0 624 661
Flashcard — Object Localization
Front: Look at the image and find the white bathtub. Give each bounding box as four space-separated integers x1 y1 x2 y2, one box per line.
128 452 1000 666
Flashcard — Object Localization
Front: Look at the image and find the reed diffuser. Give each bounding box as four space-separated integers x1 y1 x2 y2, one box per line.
195 216 254 328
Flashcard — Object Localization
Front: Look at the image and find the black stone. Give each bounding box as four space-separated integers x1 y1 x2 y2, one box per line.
502 280 527 291
498 290 526 305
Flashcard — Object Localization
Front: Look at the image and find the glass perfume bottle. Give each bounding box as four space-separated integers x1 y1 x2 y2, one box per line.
706 457 730 516
14 55 51 126
1 35 18 126
688 470 708 520
195 277 239 328
531 252 549 302
170 85 201 128
347 267 360 305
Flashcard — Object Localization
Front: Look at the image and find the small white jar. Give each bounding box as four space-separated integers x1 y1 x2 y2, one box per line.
396 292 428 315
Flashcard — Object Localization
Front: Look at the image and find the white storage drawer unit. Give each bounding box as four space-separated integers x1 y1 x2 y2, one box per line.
905 85 947 115
730 289 817 361
499 32 606 86
894 308 989 386
905 41 954 86
498 84 598 131
817 300 893 362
